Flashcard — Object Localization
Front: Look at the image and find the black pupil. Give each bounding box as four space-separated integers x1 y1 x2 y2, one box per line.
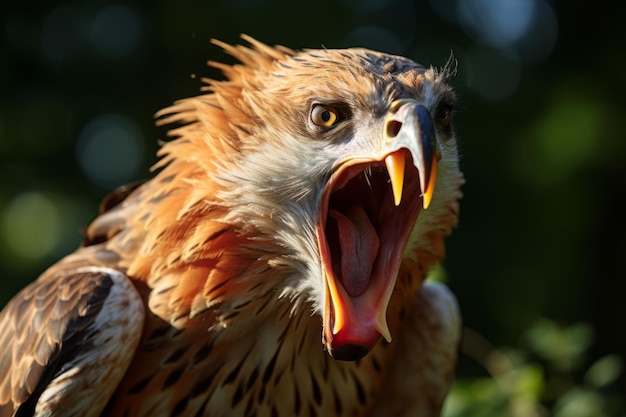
321 110 331 122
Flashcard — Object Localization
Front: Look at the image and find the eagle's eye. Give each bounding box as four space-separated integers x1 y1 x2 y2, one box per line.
437 107 453 128
311 104 339 128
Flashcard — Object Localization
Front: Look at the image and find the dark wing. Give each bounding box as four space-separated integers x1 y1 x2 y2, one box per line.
0 267 144 417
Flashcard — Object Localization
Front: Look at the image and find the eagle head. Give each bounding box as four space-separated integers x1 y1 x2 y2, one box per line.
145 35 462 362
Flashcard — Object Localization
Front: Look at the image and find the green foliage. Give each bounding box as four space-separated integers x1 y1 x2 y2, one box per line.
443 320 625 417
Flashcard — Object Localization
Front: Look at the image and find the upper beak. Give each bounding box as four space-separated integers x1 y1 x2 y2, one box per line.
384 99 440 209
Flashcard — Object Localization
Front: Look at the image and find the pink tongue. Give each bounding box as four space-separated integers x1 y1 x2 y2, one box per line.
328 205 380 297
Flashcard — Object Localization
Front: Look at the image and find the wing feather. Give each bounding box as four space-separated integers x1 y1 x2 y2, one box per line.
0 268 144 417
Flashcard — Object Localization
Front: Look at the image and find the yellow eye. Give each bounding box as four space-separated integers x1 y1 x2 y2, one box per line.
311 104 339 128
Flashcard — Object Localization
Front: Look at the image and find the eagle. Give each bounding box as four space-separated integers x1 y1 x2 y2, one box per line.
0 36 463 417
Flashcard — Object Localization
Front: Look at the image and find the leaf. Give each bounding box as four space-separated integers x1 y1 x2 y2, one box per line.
585 354 623 389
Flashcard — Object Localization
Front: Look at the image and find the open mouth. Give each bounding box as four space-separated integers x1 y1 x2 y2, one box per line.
317 149 423 360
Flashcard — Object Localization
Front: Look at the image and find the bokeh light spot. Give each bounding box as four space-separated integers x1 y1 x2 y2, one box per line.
1 193 62 261
511 90 605 187
458 0 534 48
90 5 142 58
516 0 558 62
432 0 558 67
76 114 144 189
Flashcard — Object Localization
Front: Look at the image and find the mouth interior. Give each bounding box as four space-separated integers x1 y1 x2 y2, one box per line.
323 154 422 301
327 205 379 296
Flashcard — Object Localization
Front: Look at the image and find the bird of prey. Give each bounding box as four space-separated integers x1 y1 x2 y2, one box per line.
0 35 464 417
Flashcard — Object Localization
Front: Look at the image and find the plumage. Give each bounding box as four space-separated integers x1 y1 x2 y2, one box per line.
0 35 464 416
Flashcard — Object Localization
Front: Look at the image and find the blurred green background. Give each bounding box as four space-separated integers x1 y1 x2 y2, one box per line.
1 0 624 415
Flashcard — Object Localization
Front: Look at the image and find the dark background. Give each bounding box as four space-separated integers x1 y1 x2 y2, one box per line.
2 0 624 414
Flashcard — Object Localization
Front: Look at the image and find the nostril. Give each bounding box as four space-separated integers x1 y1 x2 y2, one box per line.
386 120 402 138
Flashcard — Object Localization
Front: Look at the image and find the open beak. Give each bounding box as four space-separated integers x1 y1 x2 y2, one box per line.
317 99 439 361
